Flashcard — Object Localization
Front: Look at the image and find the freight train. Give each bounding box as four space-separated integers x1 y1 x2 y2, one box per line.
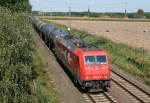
32 18 110 91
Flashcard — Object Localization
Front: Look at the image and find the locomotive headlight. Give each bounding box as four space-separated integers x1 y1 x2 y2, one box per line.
104 76 108 78
86 76 89 79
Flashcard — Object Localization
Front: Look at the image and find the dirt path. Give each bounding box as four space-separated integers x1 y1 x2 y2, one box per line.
32 32 85 103
52 20 150 51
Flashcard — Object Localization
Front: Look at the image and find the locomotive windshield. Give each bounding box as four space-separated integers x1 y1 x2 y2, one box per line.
85 56 107 65
85 56 96 65
96 56 107 64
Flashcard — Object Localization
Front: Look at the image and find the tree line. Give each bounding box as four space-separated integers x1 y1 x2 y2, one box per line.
32 9 150 19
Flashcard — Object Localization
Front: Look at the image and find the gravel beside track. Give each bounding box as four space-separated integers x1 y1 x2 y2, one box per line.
111 66 150 103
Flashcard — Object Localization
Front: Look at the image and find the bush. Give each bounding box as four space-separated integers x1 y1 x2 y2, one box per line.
0 0 31 12
0 7 37 103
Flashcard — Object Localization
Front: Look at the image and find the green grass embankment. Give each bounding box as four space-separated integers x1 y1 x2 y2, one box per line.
32 51 59 103
0 6 59 103
41 19 150 86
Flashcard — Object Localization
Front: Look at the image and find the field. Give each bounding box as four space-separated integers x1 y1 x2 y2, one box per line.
50 19 150 51
39 16 150 22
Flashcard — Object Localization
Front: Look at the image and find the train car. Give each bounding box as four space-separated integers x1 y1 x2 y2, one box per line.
55 36 110 91
40 24 56 45
31 19 51 45
31 18 38 29
32 18 41 32
31 19 68 49
31 18 41 33
34 20 44 34
50 29 69 48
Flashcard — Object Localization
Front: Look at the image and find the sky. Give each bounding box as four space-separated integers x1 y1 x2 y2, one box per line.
29 0 150 12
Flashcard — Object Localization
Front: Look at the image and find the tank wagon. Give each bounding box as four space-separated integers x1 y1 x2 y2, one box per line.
32 18 68 49
32 18 38 30
32 18 110 91
50 29 69 48
32 18 44 33
40 24 56 46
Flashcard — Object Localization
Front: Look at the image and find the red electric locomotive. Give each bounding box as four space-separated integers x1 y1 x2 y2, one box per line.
55 36 110 91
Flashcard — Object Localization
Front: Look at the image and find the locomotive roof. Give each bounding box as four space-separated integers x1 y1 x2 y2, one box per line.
59 35 100 52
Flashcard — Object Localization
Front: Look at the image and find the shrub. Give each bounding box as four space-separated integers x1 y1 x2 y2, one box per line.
0 7 37 103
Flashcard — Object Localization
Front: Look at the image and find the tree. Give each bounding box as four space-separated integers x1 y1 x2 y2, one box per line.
0 6 38 102
137 9 144 16
0 0 31 12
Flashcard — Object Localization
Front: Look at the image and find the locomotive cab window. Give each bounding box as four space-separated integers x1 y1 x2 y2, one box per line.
85 56 107 65
85 56 96 65
96 56 107 64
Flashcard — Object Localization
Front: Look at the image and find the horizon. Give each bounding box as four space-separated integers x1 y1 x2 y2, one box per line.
32 10 150 13
30 0 150 13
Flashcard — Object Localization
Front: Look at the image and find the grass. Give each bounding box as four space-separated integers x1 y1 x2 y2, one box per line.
32 50 59 103
41 18 150 86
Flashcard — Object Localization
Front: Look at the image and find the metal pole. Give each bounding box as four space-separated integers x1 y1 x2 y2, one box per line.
68 6 71 34
50 8 53 17
69 6 71 27
124 2 127 17
88 5 90 17
69 6 71 17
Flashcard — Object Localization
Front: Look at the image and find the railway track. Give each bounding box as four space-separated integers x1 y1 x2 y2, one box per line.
82 70 150 103
111 70 150 103
82 92 117 103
